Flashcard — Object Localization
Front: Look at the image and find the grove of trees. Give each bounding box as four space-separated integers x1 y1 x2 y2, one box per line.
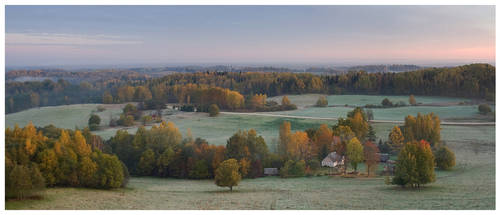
6 123 126 199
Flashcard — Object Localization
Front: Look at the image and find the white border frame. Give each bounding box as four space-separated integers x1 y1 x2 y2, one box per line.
1 1 498 215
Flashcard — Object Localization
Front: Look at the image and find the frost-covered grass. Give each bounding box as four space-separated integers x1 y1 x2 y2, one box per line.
5 104 124 130
266 94 485 121
4 96 495 210
268 94 471 108
7 124 495 209
94 113 334 148
264 105 484 121
6 103 495 151
6 152 495 209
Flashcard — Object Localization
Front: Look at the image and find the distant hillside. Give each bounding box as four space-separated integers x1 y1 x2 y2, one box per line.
5 64 424 84
346 64 423 73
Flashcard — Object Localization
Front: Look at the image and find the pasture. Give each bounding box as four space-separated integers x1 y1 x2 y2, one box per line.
4 94 496 210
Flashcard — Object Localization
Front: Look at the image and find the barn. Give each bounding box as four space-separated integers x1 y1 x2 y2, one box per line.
264 168 279 176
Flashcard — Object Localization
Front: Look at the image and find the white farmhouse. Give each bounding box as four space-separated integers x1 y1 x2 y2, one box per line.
321 152 345 168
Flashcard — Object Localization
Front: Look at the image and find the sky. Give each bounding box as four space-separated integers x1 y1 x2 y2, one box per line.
5 5 496 67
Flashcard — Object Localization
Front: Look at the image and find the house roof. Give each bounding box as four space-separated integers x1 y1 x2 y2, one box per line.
327 152 343 161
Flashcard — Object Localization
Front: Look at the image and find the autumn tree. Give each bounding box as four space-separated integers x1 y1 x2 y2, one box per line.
137 149 156 176
346 137 364 173
37 149 58 186
239 158 251 178
102 92 113 104
389 126 405 153
332 125 355 156
225 130 251 160
314 124 333 159
349 111 369 140
156 148 175 177
117 86 135 103
278 121 292 158
6 164 45 199
78 156 98 187
134 86 152 102
74 130 92 157
215 159 241 191
288 131 310 161
409 95 417 105
364 141 380 176
225 90 245 110
249 93 267 109
403 113 441 146
92 152 125 189
391 140 436 188
281 96 291 106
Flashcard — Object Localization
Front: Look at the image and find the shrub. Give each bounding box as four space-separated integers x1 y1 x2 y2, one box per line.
117 114 135 126
180 104 195 112
381 98 393 107
478 104 492 115
209 104 220 117
97 105 106 112
435 146 456 170
316 96 328 107
88 114 101 130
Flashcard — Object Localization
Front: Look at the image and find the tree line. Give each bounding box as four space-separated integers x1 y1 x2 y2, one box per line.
6 64 494 113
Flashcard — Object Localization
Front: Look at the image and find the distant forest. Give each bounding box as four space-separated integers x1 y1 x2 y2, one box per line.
6 64 495 113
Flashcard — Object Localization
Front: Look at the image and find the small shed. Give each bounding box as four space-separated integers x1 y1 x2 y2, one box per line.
264 168 279 176
321 152 344 168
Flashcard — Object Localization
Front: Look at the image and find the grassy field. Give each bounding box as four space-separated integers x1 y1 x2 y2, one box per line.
6 150 495 210
6 95 492 147
5 103 125 130
4 94 496 209
268 94 472 108
268 105 484 121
